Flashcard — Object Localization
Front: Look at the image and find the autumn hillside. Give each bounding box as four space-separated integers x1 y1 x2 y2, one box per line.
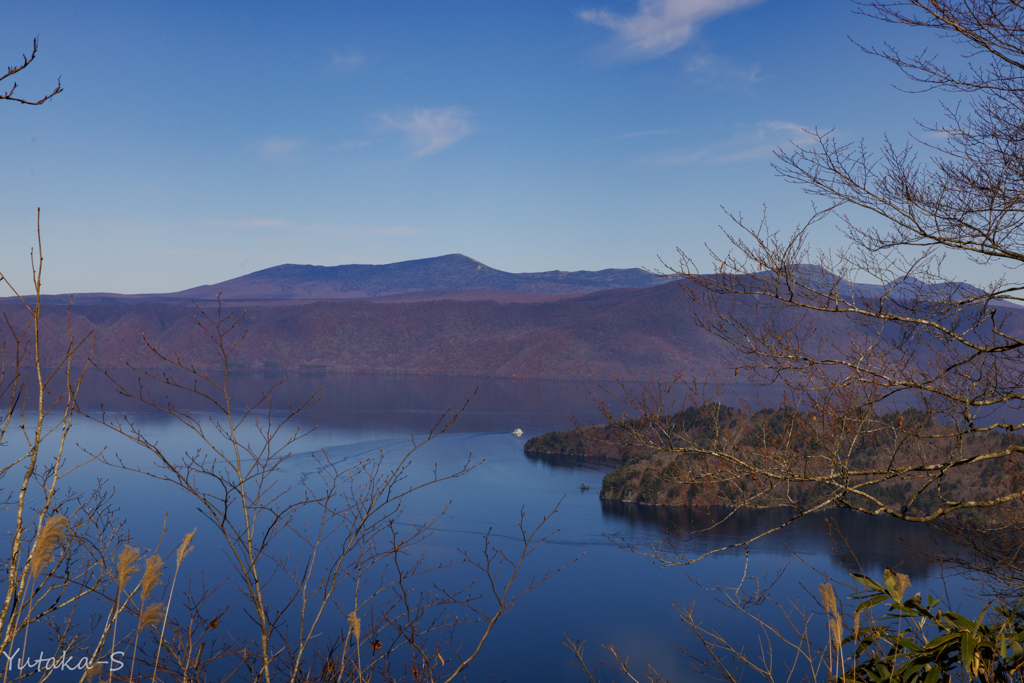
528 405 1023 514
3 280 725 380
7 267 1019 381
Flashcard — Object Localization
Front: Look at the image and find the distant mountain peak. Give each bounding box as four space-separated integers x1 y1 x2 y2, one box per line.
167 255 671 301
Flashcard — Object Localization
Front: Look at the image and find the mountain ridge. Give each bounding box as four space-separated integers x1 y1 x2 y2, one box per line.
23 257 1006 309
173 254 669 300
23 254 670 304
4 270 1018 381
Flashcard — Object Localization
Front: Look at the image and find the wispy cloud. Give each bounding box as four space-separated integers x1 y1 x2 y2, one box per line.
579 0 766 59
685 53 761 85
332 49 365 71
644 149 709 166
379 107 472 156
639 120 812 166
203 218 427 237
373 225 426 237
259 137 305 159
714 120 814 162
618 129 676 139
206 218 299 229
333 139 372 150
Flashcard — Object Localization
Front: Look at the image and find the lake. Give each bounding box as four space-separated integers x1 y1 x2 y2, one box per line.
16 371 979 682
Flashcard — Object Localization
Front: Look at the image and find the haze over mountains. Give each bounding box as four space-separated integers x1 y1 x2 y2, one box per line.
22 281 723 380
43 254 672 304
4 256 1009 381
178 254 669 300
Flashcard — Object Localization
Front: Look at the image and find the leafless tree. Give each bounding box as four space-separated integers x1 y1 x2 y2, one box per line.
86 299 563 683
0 67 137 683
0 216 135 683
568 0 1024 679
1 44 555 679
2 39 62 105
578 0 1024 571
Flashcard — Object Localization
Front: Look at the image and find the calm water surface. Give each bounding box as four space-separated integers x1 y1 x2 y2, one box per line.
41 373 979 682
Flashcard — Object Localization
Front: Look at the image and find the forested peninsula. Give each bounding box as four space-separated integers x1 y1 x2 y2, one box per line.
526 405 1018 514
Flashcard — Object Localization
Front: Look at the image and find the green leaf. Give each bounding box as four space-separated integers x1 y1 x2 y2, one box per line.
857 593 892 613
853 573 886 592
895 655 931 676
893 635 922 651
856 634 879 658
962 632 975 674
944 612 975 630
924 663 942 683
1011 596 1024 616
885 568 897 594
971 604 991 636
923 633 960 651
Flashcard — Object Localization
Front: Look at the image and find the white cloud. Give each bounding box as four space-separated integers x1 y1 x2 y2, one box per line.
379 107 472 156
259 137 305 159
579 0 765 58
332 50 365 71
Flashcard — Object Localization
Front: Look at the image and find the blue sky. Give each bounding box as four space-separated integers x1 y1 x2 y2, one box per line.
0 1 947 294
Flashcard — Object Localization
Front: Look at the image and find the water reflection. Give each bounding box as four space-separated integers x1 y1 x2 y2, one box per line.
65 367 619 434
599 501 952 580
55 367 791 434
8 371 984 683
523 449 619 472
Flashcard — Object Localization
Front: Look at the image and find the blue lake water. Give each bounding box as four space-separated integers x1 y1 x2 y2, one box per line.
18 372 981 682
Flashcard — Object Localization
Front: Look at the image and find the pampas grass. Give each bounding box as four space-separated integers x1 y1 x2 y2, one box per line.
130 554 165 681
29 514 68 580
116 546 140 591
345 610 362 683
176 531 195 568
84 660 105 682
110 546 139 683
819 582 844 680
18 514 71 670
152 531 195 683
347 611 361 642
141 554 163 602
138 602 164 631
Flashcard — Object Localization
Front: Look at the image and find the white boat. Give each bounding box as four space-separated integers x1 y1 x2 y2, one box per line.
512 428 524 437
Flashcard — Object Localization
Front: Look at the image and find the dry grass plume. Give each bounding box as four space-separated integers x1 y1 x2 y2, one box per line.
176 530 195 569
85 660 105 682
138 602 164 631
818 582 842 652
29 514 68 580
348 610 361 641
141 554 163 601
116 546 140 591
